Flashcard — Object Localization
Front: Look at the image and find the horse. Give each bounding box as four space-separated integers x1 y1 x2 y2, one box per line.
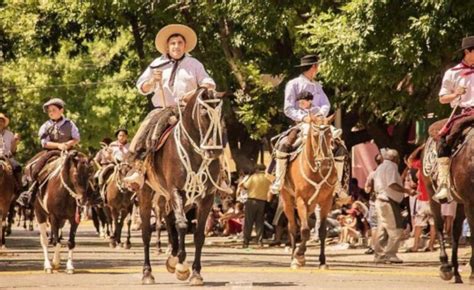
102 160 134 249
421 130 474 283
138 87 225 286
279 117 338 269
33 150 90 274
0 157 17 249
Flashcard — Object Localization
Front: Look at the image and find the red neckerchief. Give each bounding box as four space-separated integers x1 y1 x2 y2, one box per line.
451 61 474 77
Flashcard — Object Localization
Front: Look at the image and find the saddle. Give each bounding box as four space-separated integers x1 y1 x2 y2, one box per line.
428 115 474 143
155 124 175 151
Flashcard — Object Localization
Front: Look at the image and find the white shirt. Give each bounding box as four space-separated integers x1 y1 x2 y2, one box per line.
109 141 129 162
374 160 404 203
284 74 331 122
136 54 216 107
0 129 14 156
439 62 474 108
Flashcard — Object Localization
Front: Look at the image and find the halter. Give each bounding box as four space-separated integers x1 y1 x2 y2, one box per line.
172 89 229 206
298 123 337 205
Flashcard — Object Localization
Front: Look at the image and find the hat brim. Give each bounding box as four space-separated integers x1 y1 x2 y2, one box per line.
155 24 197 54
294 61 319 68
0 115 9 127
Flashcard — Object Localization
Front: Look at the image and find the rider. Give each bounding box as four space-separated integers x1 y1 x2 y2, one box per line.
124 24 216 189
109 128 129 163
435 35 474 203
0 113 22 191
271 54 344 194
25 98 80 203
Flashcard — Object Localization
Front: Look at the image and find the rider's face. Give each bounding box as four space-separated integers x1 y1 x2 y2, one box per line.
464 48 474 64
167 35 186 60
47 105 64 121
0 119 5 130
298 99 312 110
117 131 128 144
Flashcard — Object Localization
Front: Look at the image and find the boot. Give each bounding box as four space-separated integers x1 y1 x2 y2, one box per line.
433 157 453 203
123 160 145 190
270 152 288 194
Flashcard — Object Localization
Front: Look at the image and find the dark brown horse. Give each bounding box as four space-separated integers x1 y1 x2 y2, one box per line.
103 161 134 249
0 157 17 249
280 119 338 269
139 87 225 286
33 150 90 274
421 131 474 283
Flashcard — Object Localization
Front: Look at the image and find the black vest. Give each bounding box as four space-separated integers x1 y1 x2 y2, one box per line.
46 119 73 143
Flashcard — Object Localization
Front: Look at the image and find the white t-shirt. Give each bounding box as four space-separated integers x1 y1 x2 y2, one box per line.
374 160 404 203
439 63 474 108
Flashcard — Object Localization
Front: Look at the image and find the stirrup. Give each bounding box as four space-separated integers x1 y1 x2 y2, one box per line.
433 186 453 204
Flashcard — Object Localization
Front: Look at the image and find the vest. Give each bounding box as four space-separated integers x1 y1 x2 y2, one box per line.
46 120 73 143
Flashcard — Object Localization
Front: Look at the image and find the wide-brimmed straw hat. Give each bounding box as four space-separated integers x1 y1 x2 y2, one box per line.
0 113 10 127
155 24 197 54
458 36 474 51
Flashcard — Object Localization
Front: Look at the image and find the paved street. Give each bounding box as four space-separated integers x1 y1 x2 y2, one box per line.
0 221 472 290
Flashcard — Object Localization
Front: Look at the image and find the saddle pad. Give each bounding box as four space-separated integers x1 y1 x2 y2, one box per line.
155 124 176 151
428 118 447 139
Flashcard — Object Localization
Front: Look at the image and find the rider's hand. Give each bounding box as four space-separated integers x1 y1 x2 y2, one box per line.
311 114 324 123
151 69 162 83
58 143 68 151
13 133 20 141
454 86 467 96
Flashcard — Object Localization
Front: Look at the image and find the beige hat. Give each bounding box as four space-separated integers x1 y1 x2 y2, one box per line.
155 24 197 54
0 113 10 127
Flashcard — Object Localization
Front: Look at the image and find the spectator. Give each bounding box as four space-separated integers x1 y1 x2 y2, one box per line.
373 149 417 264
241 164 271 248
364 153 383 254
220 202 245 236
442 201 457 241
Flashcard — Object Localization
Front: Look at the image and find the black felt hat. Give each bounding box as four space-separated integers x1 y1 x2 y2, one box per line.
295 55 320 68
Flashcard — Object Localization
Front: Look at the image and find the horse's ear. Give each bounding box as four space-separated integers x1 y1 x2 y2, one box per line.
326 114 336 125
215 91 226 98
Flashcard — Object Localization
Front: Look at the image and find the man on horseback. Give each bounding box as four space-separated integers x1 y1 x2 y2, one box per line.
271 54 345 195
435 36 474 203
0 113 22 191
25 98 80 203
124 24 215 189
110 128 129 162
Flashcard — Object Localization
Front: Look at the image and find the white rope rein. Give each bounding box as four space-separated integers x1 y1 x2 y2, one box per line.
173 89 228 206
298 124 337 205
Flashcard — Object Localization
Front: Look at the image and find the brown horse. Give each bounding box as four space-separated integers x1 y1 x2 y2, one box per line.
138 87 225 286
280 119 338 269
421 131 474 283
33 150 90 274
0 157 17 249
103 161 134 249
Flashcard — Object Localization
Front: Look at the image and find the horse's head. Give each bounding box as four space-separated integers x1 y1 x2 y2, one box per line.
308 115 335 158
183 87 225 160
66 150 91 205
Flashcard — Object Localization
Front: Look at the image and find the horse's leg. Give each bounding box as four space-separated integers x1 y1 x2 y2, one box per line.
153 206 163 253
51 216 61 271
281 193 298 269
38 219 52 273
7 204 15 234
464 203 474 283
66 219 79 274
431 200 453 280
124 204 133 249
318 198 332 270
0 214 5 249
28 209 34 231
164 212 179 273
294 197 310 268
171 190 190 281
109 208 119 248
189 194 213 286
139 186 154 284
451 203 465 284
116 209 125 247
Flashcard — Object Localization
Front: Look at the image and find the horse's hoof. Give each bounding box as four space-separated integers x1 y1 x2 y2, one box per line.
166 255 179 273
319 264 329 270
109 241 117 248
454 276 463 284
123 242 132 250
439 269 454 281
52 263 60 270
142 274 155 285
45 268 53 274
290 259 301 270
1 245 6 250
189 272 204 286
176 263 191 281
66 268 74 274
295 255 306 267
29 225 34 231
